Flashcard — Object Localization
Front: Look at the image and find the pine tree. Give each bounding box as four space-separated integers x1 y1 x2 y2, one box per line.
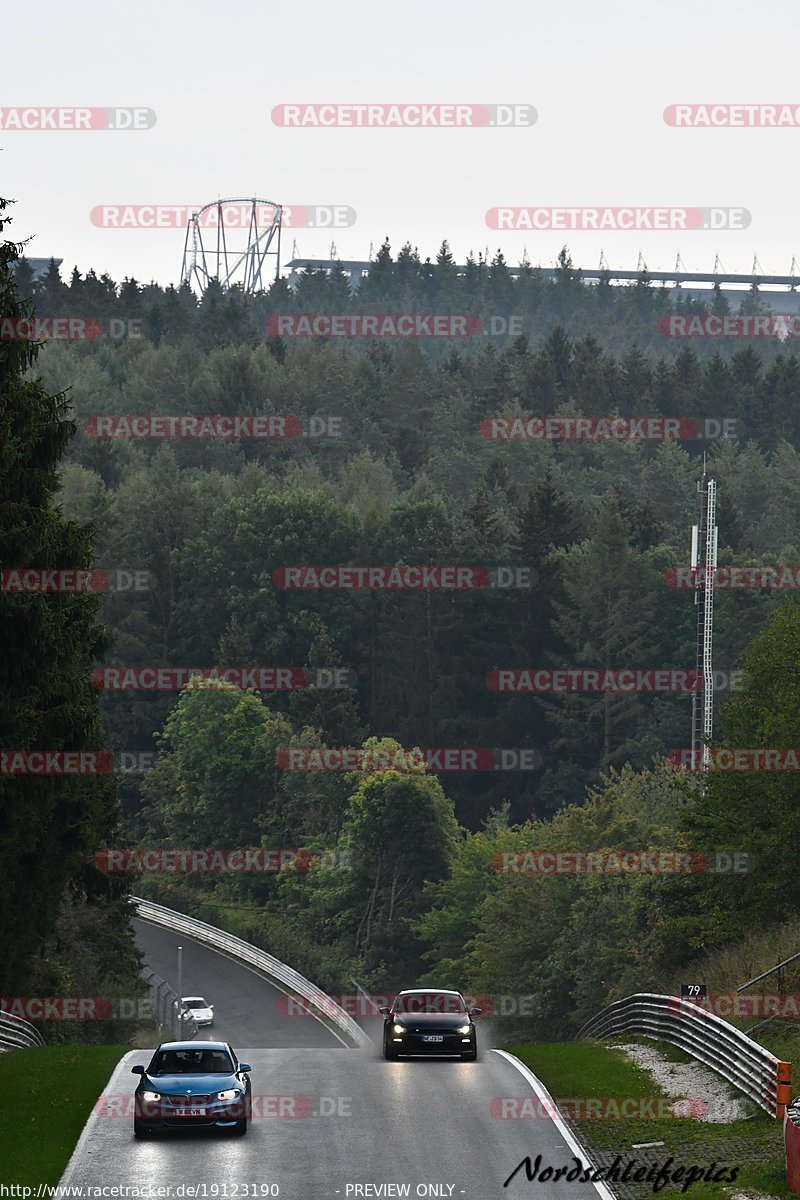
359 239 394 304
711 283 730 316
0 199 121 989
10 256 36 303
34 257 67 314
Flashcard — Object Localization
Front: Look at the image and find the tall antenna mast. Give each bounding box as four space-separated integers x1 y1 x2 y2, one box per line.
690 458 718 769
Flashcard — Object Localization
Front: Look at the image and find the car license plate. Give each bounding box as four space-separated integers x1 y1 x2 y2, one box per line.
176 1108 207 1116
422 1035 444 1043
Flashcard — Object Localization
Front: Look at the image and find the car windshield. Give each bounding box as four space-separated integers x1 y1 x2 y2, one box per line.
393 992 466 1014
183 998 208 1008
148 1048 233 1074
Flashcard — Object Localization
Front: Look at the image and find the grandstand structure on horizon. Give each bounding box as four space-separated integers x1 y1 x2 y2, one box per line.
284 254 800 311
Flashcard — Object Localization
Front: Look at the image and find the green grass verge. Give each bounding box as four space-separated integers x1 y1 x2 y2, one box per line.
0 1044 128 1187
505 1041 791 1197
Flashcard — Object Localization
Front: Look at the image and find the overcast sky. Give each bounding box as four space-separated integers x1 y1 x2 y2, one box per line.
3 0 799 288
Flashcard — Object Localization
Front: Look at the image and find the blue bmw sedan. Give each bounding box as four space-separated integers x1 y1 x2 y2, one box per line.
132 1041 251 1136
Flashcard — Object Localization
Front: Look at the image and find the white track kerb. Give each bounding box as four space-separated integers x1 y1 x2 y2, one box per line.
489 1049 617 1200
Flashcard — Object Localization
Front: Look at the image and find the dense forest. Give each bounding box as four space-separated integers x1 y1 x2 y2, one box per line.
6 214 800 1041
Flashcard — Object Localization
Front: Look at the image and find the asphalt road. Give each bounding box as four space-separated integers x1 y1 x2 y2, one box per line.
60 920 610 1198
134 918 344 1049
61 1045 610 1199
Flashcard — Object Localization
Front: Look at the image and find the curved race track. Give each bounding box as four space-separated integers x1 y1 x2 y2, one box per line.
133 918 342 1049
59 921 610 1200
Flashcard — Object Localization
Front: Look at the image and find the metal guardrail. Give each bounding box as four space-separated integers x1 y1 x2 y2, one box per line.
738 951 800 1036
578 992 792 1118
0 1009 46 1053
350 976 382 1018
132 896 370 1048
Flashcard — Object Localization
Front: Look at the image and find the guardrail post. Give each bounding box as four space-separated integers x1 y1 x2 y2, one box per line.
778 1062 793 1119
785 1101 800 1194
175 945 183 1040
156 981 167 1032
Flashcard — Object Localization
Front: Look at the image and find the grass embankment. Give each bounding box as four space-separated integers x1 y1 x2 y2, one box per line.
507 1040 792 1198
0 1044 127 1187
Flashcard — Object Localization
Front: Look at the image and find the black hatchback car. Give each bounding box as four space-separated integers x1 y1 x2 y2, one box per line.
380 989 481 1060
132 1041 251 1136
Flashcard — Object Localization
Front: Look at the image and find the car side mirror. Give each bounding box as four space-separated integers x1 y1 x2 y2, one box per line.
470 1008 483 1017
239 1063 251 1072
378 1007 390 1017
131 1065 145 1074
209 1004 214 1010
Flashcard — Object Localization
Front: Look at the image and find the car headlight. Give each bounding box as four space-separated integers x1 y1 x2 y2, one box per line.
457 1024 471 1035
217 1089 241 1101
392 1023 405 1034
141 1090 161 1101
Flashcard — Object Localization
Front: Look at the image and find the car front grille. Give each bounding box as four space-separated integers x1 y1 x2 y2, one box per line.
164 1094 212 1106
406 1026 463 1035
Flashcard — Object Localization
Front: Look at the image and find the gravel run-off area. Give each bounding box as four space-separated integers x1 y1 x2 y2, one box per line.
608 1041 751 1122
608 1042 781 1199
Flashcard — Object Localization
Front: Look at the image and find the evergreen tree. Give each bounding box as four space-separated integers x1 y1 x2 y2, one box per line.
0 200 122 989
34 257 68 314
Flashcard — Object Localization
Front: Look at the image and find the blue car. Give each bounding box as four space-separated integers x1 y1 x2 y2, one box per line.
132 1041 251 1137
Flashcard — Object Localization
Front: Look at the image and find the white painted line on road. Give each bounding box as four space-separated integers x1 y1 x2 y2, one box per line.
184 944 353 1050
489 1049 617 1200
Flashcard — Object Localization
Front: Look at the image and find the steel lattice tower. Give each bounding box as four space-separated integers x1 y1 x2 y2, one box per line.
690 468 718 769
